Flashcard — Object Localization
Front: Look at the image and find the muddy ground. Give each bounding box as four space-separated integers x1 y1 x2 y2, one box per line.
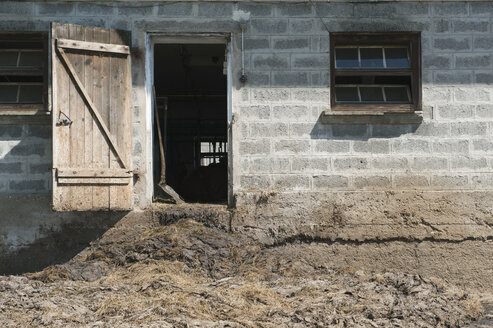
0 211 491 327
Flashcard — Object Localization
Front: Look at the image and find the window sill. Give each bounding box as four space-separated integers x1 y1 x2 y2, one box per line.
321 109 423 125
0 105 50 124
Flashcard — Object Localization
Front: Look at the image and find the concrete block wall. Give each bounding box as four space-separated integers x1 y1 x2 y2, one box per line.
0 1 491 203
0 122 51 194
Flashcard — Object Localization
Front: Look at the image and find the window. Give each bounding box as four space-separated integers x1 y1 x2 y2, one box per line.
330 32 421 112
0 33 48 114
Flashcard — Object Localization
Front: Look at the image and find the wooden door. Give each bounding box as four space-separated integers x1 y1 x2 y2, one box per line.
51 23 133 211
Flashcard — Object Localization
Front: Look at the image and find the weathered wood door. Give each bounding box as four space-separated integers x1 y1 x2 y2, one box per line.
51 23 133 211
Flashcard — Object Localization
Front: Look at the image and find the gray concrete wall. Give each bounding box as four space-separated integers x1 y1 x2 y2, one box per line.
0 1 492 276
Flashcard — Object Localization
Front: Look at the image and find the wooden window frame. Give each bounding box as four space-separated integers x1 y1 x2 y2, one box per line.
0 32 48 115
330 32 421 113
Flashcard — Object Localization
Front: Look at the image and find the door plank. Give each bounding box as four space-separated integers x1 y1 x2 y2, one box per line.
58 168 132 178
56 38 130 55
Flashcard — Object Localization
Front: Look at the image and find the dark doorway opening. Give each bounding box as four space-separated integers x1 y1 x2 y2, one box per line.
153 43 227 203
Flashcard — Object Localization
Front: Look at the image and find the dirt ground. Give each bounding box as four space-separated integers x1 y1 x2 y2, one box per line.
0 211 491 327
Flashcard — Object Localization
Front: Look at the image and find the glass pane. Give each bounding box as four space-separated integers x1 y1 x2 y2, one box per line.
335 87 359 102
360 48 384 68
19 51 43 67
335 48 358 68
19 85 43 103
0 51 19 67
0 85 18 102
360 87 384 102
385 48 409 68
384 87 410 103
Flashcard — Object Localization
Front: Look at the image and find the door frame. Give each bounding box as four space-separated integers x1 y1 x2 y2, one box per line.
145 32 233 207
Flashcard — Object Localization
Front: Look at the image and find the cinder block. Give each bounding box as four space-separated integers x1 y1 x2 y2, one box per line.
290 123 317 137
272 72 309 87
476 72 493 85
422 87 453 103
272 105 310 120
133 141 142 156
26 126 51 139
249 123 288 137
292 158 328 172
238 4 273 17
0 162 23 174
240 105 270 120
292 90 330 102
354 3 396 17
434 71 472 84
252 54 289 70
77 3 115 16
0 2 33 15
371 125 410 138
9 144 45 157
456 55 491 68
29 163 51 174
470 3 493 16
239 140 270 155
474 36 493 50
454 88 490 102
353 140 390 154
292 54 330 70
432 140 469 154
450 122 488 136
332 125 368 138
157 3 194 16
451 156 488 170
277 4 313 16
289 19 315 34
434 20 450 33
198 3 233 17
0 126 22 139
9 179 46 192
472 174 493 187
314 140 350 153
272 37 310 51
394 174 430 188
411 157 448 171
250 158 290 173
244 37 270 51
272 175 310 189
472 139 493 153
353 176 391 189
251 90 289 102
433 3 468 16
432 175 468 188
434 37 471 51
423 54 452 69
313 4 353 17
393 140 431 153
436 105 474 119
244 72 270 87
250 19 288 34
371 157 409 170
118 5 155 16
393 3 430 16
334 157 369 171
313 175 349 189
37 3 75 15
274 140 310 154
241 175 271 189
453 20 490 33
476 105 493 118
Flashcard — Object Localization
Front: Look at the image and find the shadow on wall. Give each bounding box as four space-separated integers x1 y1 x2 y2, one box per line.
0 195 127 275
310 113 420 141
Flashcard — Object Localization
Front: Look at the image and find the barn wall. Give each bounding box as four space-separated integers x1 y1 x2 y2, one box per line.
0 1 491 278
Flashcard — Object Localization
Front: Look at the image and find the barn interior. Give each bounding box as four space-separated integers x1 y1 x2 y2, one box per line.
153 43 227 203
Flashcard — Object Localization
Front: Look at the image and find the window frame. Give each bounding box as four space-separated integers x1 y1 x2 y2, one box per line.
0 32 49 115
330 32 421 113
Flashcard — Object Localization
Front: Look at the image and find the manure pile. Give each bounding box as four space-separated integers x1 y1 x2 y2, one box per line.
0 218 485 327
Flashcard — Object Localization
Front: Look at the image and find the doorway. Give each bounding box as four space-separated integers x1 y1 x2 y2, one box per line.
153 41 228 203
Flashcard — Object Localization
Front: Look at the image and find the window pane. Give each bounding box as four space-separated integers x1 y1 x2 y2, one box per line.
0 85 18 102
335 48 358 68
0 51 19 66
384 87 410 102
19 85 43 103
385 48 409 68
335 87 359 102
360 87 384 102
360 48 384 68
19 51 43 67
